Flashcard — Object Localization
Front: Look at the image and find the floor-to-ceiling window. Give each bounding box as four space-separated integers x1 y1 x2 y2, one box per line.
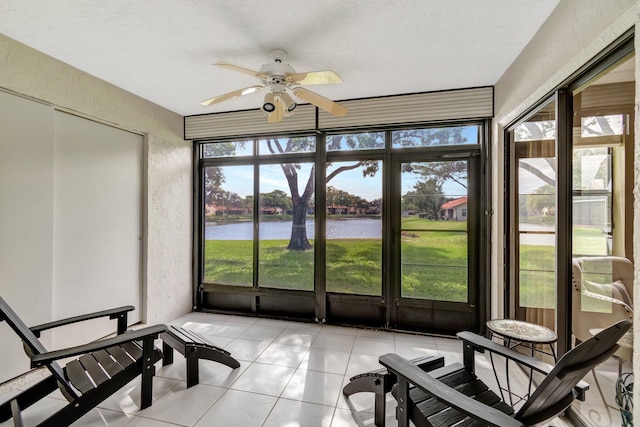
325 131 384 297
197 122 488 334
200 137 317 316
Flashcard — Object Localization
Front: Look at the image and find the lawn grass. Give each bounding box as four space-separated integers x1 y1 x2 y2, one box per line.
518 226 610 311
204 217 469 300
203 221 610 308
326 239 383 295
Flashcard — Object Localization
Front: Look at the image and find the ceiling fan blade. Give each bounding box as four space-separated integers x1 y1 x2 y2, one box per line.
293 87 348 117
201 85 264 106
214 63 267 79
268 98 284 123
287 70 343 85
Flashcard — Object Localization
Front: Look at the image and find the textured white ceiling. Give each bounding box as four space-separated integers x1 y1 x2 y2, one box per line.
0 0 560 116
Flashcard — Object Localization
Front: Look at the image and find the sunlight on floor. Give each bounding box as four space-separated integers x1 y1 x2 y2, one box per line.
2 312 622 426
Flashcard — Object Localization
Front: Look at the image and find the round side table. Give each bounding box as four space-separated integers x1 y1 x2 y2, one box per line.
486 319 558 361
485 319 558 406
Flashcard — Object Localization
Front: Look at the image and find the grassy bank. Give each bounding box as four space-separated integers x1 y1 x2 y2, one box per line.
204 217 468 301
203 221 610 307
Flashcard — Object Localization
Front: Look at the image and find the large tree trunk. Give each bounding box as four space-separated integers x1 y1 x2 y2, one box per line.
288 201 312 250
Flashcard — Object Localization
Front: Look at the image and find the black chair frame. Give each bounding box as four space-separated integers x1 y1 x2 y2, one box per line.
0 297 166 427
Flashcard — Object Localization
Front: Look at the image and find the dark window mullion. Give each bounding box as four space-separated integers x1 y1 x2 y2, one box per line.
253 161 260 308
556 88 574 357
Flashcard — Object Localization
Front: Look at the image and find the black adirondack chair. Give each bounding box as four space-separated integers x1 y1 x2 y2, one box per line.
379 320 631 427
0 296 166 427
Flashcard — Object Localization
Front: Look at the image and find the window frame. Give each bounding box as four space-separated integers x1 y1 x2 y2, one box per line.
193 121 490 333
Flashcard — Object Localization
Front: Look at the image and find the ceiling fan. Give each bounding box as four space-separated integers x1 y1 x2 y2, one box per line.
201 49 348 123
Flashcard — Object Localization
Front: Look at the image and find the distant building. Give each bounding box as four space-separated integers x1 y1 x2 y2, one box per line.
260 207 282 215
205 204 251 216
327 205 349 214
440 197 468 221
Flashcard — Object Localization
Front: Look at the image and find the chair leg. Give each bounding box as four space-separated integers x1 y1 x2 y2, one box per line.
374 390 386 427
395 378 410 427
0 376 57 423
162 341 174 366
186 351 200 388
10 400 23 427
140 336 156 409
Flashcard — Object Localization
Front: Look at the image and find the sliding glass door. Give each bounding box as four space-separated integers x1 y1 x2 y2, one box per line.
508 99 557 326
392 154 480 332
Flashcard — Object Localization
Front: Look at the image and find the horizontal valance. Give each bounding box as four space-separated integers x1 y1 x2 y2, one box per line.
184 86 493 140
185 104 316 140
318 87 493 130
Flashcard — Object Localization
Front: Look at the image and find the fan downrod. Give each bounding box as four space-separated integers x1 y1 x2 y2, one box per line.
270 49 287 63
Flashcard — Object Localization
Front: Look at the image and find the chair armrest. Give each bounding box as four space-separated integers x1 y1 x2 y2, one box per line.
457 331 553 375
458 332 590 401
582 290 633 313
30 324 167 367
30 306 135 337
380 353 523 427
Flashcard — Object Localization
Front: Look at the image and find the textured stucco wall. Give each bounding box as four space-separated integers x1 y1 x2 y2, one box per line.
493 0 638 421
495 0 637 126
0 33 192 325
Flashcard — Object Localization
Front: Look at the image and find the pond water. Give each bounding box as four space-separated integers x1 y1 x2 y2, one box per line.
205 218 382 240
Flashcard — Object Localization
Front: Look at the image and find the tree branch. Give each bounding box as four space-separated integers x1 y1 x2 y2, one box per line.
326 162 364 183
447 175 468 189
520 161 556 186
266 138 286 154
301 165 315 201
273 139 286 153
280 163 300 204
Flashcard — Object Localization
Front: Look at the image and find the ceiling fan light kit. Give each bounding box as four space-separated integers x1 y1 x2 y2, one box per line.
201 49 347 123
278 92 297 112
261 92 276 113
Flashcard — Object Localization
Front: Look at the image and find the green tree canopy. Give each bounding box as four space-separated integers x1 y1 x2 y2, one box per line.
260 189 292 210
403 179 444 219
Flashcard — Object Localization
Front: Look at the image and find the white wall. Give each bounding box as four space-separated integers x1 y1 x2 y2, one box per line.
491 0 638 419
0 91 55 380
51 111 144 350
0 33 192 378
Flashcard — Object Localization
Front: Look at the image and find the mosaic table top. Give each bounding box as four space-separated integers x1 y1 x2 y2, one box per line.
486 319 558 343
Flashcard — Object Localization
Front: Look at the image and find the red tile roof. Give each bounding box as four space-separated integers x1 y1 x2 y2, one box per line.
440 197 468 209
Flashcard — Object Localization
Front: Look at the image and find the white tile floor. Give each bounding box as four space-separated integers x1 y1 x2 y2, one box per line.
572 357 630 427
1 312 581 426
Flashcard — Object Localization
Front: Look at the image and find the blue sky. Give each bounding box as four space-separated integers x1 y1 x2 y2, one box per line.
215 126 478 201
219 161 467 202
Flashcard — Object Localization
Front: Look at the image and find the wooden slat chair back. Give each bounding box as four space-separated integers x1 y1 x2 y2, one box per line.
515 320 630 425
0 296 166 427
379 320 632 427
0 297 78 400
